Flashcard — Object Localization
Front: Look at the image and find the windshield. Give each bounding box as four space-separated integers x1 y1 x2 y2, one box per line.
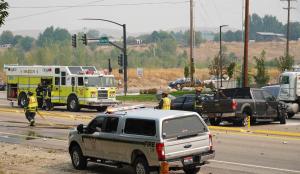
85 76 115 87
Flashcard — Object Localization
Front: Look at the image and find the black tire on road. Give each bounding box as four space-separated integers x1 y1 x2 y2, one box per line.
96 106 108 112
67 95 80 112
234 113 248 127
133 157 150 174
70 145 87 170
209 118 221 126
183 166 200 174
18 92 27 108
287 112 295 118
279 111 287 124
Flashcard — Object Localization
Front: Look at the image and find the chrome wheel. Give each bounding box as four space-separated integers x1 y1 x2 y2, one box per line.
70 100 76 109
72 151 80 167
136 163 146 174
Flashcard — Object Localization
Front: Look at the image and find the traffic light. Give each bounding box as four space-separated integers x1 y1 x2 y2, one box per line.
72 34 77 48
82 34 87 45
118 54 124 66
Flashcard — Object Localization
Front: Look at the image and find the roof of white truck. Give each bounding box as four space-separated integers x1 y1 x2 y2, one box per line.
114 108 198 120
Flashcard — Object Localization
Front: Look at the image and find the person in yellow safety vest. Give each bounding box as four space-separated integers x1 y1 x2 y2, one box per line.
24 91 38 126
156 91 171 110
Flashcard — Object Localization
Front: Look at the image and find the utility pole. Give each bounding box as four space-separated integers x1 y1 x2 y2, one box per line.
282 0 296 57
190 0 195 86
243 0 250 88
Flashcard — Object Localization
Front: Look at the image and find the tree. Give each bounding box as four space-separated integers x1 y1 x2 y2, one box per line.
184 66 189 78
226 62 236 80
254 50 270 87
37 26 71 47
0 0 8 27
19 36 35 52
276 54 294 72
0 31 14 44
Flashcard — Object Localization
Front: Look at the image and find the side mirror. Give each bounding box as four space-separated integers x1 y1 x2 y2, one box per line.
77 124 84 134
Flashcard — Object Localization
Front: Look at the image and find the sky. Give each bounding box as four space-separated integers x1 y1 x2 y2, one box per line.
1 0 300 35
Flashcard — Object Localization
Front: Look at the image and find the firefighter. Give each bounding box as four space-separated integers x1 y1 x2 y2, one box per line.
42 85 53 110
156 91 171 110
24 91 38 126
36 83 43 108
195 87 204 113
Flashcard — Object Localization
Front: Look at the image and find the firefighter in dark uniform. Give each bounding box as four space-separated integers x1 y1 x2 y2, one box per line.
156 91 171 110
42 85 53 110
24 91 38 126
36 83 43 108
195 87 204 114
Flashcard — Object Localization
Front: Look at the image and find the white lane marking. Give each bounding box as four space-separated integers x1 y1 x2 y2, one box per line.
211 160 300 173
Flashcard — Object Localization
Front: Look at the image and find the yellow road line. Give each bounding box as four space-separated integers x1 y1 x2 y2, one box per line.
213 130 300 141
253 130 300 137
209 126 300 138
209 126 245 132
0 107 92 121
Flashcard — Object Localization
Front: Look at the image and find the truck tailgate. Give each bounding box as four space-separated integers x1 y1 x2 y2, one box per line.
164 133 210 160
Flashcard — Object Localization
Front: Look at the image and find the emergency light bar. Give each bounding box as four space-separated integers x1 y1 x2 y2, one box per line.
106 104 145 114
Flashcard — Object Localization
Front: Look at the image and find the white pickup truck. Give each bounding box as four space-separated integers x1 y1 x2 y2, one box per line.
68 109 215 174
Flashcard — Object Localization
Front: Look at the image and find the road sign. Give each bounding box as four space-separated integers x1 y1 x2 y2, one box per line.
99 37 109 44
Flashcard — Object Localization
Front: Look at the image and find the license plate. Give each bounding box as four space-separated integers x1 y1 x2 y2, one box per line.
183 157 193 165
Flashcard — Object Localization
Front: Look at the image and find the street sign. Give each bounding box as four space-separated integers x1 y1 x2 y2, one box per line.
99 37 109 44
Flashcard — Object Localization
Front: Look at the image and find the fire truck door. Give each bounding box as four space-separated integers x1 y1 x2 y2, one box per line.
52 77 60 103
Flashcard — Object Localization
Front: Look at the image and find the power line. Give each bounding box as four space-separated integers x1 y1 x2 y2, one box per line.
10 1 189 9
8 0 106 21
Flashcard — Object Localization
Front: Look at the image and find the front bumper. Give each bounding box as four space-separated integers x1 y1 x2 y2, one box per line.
87 99 121 106
163 150 215 169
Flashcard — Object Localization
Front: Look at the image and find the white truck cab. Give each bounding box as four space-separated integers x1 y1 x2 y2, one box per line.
279 71 300 117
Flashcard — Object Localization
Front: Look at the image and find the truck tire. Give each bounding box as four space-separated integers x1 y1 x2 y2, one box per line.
234 113 248 127
133 157 150 174
287 112 295 118
70 145 87 170
18 92 27 108
96 106 107 112
279 111 287 124
183 166 200 174
67 95 80 112
209 118 221 126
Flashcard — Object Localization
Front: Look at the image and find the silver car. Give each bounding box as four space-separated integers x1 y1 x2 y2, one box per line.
68 109 215 174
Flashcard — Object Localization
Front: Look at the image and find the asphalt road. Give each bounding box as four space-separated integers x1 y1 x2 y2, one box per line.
0 111 299 174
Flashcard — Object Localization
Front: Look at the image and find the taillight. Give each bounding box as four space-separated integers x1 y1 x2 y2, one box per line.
209 134 213 151
231 99 237 110
156 143 165 161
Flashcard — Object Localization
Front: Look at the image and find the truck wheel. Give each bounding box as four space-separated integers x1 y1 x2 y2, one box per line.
235 113 248 127
70 145 87 170
67 95 80 112
287 112 295 118
279 111 287 124
96 106 107 112
209 118 221 126
133 157 150 174
183 166 200 174
18 92 27 108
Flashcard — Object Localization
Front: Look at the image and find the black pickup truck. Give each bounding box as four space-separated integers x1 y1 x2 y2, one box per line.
203 87 287 126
